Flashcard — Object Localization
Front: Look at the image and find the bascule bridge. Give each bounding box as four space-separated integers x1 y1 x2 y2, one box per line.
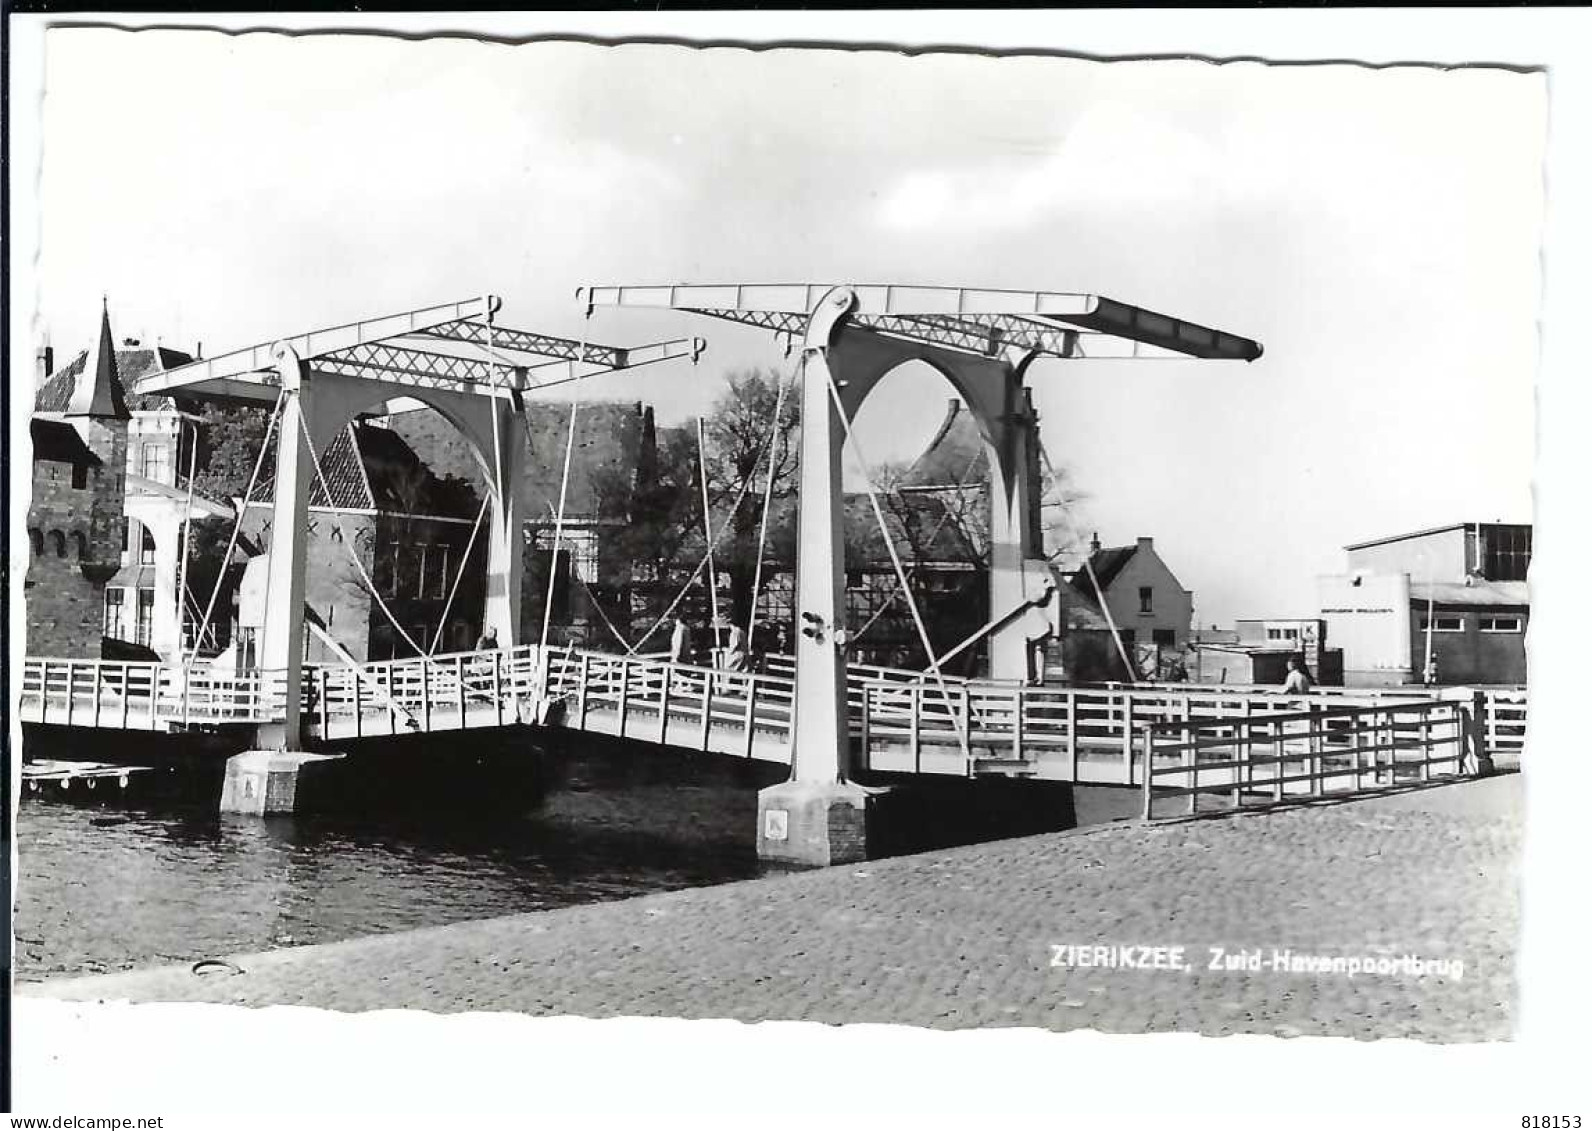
20 285 1510 865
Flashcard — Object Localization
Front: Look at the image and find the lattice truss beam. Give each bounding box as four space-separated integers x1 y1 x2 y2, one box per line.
130 295 705 405
581 284 1263 362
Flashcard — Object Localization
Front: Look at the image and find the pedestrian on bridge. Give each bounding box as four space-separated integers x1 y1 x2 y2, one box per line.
475 625 499 651
1283 655 1314 695
669 618 691 664
721 624 748 672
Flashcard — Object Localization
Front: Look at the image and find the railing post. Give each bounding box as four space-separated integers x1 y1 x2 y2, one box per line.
352 666 363 739
1140 724 1155 819
1120 691 1135 784
743 677 759 759
1066 689 1078 780
492 652 505 728
1011 687 1024 761
317 667 328 735
65 661 76 727
617 658 631 739
420 658 432 733
91 662 103 728
858 683 872 772
1418 705 1432 782
700 665 715 752
1185 719 1198 816
574 653 589 729
1309 701 1323 797
1273 717 1285 803
910 683 923 775
451 655 465 730
1231 717 1244 808
119 665 131 730
659 664 673 746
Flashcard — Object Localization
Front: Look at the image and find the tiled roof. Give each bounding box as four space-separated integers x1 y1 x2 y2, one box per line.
384 401 647 523
906 399 988 488
245 421 478 517
246 424 373 510
35 344 193 415
30 418 102 466
523 403 647 518
1070 545 1138 597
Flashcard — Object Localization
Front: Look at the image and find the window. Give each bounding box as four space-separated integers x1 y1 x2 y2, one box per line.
50 530 66 557
432 545 450 600
135 588 156 647
140 527 157 566
71 462 87 489
1481 525 1532 582
1117 629 1136 648
1152 628 1176 647
1480 616 1523 633
104 588 126 639
1420 615 1465 634
1139 587 1153 614
141 443 172 484
1266 627 1299 641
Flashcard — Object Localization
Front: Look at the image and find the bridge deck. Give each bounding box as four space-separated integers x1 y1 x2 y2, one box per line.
19 648 1524 800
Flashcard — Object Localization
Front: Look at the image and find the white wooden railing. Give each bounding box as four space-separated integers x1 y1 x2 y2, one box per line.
1479 688 1527 759
1138 698 1472 819
19 657 290 727
18 647 1530 783
539 647 796 757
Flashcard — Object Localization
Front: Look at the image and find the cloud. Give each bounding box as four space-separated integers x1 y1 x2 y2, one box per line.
876 105 1241 232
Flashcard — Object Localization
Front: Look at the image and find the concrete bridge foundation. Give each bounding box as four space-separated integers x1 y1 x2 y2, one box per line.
218 750 345 817
756 780 877 867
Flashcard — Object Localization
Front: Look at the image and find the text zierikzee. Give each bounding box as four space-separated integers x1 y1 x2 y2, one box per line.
1049 944 1465 981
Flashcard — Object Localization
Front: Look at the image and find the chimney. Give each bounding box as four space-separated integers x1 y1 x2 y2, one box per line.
1137 536 1154 550
1089 532 1101 553
195 341 203 360
36 342 54 385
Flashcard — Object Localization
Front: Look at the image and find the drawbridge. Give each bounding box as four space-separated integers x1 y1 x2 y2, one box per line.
21 285 1518 860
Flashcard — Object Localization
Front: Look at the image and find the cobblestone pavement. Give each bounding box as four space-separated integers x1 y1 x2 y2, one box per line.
24 774 1521 1042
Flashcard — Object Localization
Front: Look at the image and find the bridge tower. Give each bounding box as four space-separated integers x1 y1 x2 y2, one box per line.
585 283 1261 865
123 296 704 815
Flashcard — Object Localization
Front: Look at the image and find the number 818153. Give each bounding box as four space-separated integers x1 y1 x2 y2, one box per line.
1523 1118 1581 1128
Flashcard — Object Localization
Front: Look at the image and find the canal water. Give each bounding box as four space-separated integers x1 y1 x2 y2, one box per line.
13 741 776 981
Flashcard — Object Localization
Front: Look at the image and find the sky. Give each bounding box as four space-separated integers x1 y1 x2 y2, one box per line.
26 29 1545 626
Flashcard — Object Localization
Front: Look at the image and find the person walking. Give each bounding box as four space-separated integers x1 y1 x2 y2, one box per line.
722 624 748 672
474 625 499 651
669 617 691 664
1282 654 1314 695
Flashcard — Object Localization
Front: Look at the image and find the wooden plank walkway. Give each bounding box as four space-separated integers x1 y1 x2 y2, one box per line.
18 647 1519 795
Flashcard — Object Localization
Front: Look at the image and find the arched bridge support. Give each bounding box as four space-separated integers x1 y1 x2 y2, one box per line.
222 348 530 815
756 289 1056 866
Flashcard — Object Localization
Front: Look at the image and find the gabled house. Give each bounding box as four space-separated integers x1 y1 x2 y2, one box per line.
1056 535 1195 680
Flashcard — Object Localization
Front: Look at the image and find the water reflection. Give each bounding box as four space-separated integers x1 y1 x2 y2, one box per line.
15 744 772 980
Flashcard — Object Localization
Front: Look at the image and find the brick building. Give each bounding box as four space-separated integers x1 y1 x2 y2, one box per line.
1055 534 1195 680
384 399 652 648
30 303 240 660
233 420 486 665
26 304 131 657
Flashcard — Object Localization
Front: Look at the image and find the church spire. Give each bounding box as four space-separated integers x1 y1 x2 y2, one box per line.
65 296 130 419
